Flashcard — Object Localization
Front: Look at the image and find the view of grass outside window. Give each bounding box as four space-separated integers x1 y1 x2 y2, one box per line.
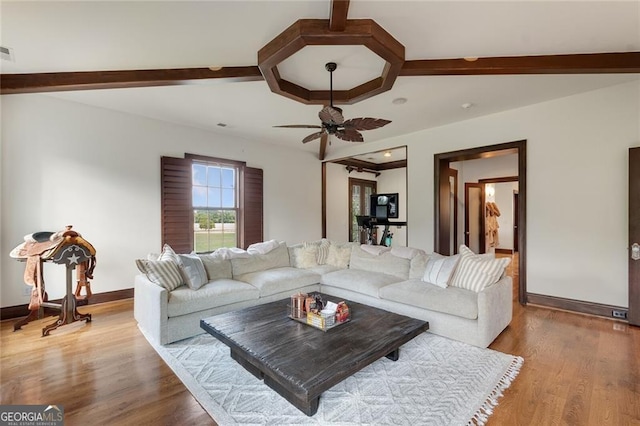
192 162 238 252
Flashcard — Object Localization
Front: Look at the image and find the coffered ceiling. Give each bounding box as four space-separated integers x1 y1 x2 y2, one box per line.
1 1 638 159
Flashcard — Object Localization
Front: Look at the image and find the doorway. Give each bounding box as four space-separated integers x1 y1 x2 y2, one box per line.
434 140 527 305
349 178 376 243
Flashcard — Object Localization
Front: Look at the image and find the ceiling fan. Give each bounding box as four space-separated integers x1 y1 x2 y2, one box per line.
274 62 391 147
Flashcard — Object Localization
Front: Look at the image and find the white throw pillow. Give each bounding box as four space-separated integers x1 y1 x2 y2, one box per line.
449 245 511 292
296 245 319 268
326 243 352 269
178 254 208 290
422 253 460 288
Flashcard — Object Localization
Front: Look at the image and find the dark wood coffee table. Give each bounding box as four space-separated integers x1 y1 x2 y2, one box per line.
200 295 429 416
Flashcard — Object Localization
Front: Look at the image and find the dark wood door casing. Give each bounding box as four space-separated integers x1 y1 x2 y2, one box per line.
434 140 526 305
628 147 640 326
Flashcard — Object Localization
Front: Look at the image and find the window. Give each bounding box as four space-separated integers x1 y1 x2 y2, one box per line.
161 154 263 254
192 161 238 252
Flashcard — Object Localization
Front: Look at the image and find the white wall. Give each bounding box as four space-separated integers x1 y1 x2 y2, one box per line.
327 80 640 308
1 95 321 307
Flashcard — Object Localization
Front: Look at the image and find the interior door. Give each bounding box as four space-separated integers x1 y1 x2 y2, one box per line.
629 148 640 326
464 183 485 253
349 178 376 243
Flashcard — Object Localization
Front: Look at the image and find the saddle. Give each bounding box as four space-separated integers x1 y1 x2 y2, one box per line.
10 226 96 310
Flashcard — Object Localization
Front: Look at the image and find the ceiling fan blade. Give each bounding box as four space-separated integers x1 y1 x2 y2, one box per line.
318 106 344 125
0 66 264 95
335 128 364 142
342 117 391 131
273 124 322 129
302 131 325 143
318 133 328 160
399 52 640 76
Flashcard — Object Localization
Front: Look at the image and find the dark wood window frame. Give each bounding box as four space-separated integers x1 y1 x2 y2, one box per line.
161 153 263 253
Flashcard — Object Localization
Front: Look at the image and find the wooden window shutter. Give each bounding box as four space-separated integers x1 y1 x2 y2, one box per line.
161 156 193 253
241 167 263 248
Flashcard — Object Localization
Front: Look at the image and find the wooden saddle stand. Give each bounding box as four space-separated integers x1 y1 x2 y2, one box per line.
10 225 96 336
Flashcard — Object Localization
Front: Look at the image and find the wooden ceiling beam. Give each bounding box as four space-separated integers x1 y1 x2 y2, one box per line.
400 52 640 76
329 0 350 31
319 134 328 161
1 66 264 95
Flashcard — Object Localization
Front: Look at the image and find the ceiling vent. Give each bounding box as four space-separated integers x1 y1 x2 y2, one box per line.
1 46 15 62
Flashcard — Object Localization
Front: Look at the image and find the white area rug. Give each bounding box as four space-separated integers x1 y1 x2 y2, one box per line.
149 331 523 425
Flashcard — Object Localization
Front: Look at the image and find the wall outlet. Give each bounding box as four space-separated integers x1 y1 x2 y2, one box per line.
612 309 628 319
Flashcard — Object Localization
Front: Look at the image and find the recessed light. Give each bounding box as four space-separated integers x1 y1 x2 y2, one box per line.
392 97 407 105
383 151 392 158
461 102 474 109
217 123 227 127
209 66 223 71
463 57 479 62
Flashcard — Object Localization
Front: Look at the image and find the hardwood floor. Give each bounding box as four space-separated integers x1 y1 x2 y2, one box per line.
1 264 639 425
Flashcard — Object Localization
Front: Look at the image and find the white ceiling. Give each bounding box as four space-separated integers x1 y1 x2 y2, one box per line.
2 1 639 157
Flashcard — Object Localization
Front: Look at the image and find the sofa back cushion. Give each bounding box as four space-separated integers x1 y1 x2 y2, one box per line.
231 241 290 277
349 245 411 279
197 254 233 281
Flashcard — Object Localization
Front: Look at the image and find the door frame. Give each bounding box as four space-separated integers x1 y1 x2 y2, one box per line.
464 182 485 253
348 177 377 243
434 140 527 305
629 147 640 325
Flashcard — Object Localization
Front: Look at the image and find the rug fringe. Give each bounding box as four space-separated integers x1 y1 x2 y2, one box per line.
468 355 524 426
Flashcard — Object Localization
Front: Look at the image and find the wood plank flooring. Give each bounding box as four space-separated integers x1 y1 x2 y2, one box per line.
1 258 639 425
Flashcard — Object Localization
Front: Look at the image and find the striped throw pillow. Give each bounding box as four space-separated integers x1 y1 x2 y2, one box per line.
135 259 183 291
316 239 331 265
449 245 510 292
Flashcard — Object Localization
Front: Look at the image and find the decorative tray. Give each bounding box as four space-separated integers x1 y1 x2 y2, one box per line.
288 312 350 332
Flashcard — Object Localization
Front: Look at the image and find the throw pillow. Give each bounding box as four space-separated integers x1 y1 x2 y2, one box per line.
316 239 331 265
296 245 319 268
422 253 460 288
449 245 511 292
135 259 183 291
326 243 352 269
159 243 181 264
178 254 208 290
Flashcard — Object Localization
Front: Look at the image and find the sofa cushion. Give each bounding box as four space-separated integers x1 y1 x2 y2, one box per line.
423 253 460 288
178 254 208 290
349 245 410 280
409 253 430 279
234 267 320 297
449 245 511 292
167 279 259 317
231 242 289 276
379 279 479 320
321 269 401 297
198 254 233 281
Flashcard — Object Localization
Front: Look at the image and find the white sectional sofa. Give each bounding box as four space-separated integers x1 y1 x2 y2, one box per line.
134 240 512 348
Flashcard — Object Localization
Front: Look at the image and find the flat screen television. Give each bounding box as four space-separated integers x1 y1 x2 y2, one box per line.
369 193 399 219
